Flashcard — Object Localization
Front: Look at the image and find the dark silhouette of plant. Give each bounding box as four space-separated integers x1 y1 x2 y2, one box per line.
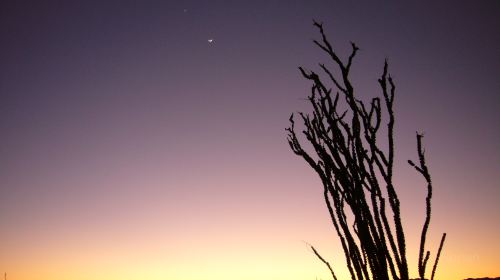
286 21 446 280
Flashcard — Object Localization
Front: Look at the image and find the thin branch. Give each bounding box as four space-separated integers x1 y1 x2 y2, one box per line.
311 245 339 280
430 233 446 280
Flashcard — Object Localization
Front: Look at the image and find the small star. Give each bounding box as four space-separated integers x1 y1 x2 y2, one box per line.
208 38 214 43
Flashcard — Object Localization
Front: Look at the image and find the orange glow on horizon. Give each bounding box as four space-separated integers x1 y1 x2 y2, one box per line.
2 206 500 280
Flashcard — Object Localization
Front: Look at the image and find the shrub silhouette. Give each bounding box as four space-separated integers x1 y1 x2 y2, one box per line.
286 21 446 280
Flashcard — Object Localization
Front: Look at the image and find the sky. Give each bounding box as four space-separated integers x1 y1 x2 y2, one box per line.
1 1 499 280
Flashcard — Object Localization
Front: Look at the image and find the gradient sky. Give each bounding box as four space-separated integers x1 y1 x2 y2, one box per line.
1 1 499 280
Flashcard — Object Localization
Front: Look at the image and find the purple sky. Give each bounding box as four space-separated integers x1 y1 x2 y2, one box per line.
1 1 499 279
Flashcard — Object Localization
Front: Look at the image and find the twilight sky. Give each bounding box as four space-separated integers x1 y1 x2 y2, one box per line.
1 1 499 280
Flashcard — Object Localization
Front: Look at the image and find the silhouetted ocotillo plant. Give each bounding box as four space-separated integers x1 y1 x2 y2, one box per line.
286 21 446 280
